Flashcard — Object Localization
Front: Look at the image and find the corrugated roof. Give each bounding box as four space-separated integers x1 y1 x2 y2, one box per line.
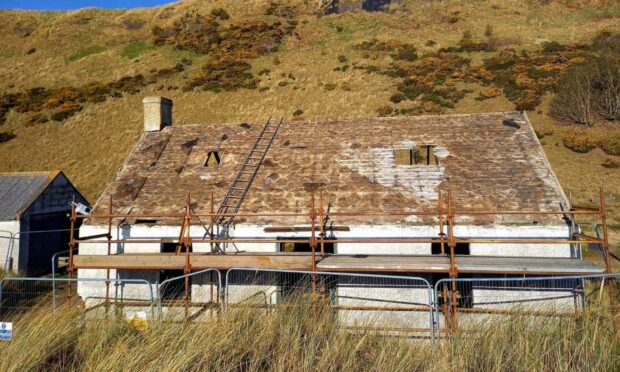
90 112 569 226
0 171 57 220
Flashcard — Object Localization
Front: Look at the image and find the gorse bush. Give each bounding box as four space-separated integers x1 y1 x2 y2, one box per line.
153 11 295 93
0 64 186 125
599 136 620 156
562 131 599 153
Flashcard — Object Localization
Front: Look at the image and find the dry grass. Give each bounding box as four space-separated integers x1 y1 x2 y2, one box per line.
0 299 618 371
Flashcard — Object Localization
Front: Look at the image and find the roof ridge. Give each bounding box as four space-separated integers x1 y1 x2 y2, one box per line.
165 111 523 129
0 171 59 177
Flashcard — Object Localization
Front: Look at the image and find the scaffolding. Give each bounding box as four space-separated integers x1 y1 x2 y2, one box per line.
67 188 617 333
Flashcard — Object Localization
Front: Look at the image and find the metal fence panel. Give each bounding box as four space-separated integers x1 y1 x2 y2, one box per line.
157 269 223 321
434 273 620 333
0 277 155 323
225 268 434 336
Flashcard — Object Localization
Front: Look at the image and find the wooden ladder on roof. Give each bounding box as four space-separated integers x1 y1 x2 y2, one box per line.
213 117 283 252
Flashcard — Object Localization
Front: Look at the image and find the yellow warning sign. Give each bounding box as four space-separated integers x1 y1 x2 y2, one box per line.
126 311 148 330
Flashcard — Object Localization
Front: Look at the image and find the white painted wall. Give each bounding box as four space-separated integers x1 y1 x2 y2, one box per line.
77 221 572 317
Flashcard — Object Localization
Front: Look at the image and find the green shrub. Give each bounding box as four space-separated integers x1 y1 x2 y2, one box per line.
484 24 493 37
376 105 393 116
0 131 16 143
390 93 406 103
397 82 432 100
292 109 303 116
541 41 566 53
24 112 46 125
183 58 257 92
324 83 337 91
67 46 105 62
534 129 545 139
50 102 82 121
562 131 598 153
210 7 230 20
599 137 620 156
592 30 620 51
121 41 153 59
602 158 619 168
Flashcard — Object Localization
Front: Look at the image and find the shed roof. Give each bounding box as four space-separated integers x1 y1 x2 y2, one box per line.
91 112 568 226
0 171 60 220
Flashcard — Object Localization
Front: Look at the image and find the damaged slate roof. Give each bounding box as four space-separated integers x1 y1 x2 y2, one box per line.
90 112 569 226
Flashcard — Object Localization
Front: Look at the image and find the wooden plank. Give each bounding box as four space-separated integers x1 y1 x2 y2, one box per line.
73 254 605 274
73 253 313 270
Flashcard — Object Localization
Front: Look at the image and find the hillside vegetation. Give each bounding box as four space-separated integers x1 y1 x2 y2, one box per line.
0 0 618 234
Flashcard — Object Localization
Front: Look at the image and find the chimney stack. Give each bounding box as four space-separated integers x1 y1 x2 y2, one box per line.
143 96 173 132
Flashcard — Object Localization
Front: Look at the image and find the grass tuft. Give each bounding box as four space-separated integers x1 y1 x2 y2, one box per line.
67 45 105 62
120 41 154 59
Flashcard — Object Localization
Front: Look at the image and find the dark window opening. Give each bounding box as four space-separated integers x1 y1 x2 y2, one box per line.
205 151 221 168
278 238 335 254
434 274 474 308
135 218 158 224
160 243 190 301
431 242 470 255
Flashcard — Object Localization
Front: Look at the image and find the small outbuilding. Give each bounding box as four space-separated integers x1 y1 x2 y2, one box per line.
0 171 88 275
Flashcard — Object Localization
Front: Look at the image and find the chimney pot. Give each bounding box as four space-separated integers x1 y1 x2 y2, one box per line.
143 96 172 132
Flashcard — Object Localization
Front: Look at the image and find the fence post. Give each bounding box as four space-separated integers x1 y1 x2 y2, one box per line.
599 189 618 331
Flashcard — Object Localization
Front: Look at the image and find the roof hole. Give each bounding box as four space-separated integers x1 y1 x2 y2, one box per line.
394 145 439 166
205 151 221 168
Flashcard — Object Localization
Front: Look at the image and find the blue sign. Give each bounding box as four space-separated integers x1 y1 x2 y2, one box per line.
0 322 12 341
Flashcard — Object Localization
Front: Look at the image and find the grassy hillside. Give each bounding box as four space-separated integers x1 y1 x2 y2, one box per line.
0 0 618 237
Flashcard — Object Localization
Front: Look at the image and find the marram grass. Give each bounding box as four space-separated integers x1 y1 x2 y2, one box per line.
0 301 618 371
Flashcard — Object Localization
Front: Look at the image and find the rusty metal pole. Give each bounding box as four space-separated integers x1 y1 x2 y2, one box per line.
447 192 459 333
438 189 445 255
310 192 318 304
599 188 618 330
184 194 192 302
210 192 215 255
67 199 77 301
310 192 317 271
438 190 449 332
319 190 325 256
105 195 113 314
209 192 214 306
